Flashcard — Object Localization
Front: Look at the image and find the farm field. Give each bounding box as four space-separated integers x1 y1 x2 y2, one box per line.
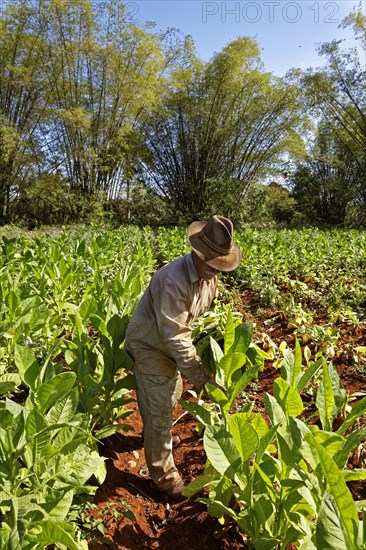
0 225 365 549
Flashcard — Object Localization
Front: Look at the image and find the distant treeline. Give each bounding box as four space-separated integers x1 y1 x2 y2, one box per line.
0 1 365 228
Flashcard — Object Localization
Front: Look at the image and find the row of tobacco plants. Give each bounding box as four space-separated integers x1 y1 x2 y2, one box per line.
0 224 365 548
183 310 366 549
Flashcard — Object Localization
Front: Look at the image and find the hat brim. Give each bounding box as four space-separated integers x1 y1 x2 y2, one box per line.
187 221 242 272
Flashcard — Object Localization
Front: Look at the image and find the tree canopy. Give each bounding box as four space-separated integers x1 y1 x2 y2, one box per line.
0 0 364 228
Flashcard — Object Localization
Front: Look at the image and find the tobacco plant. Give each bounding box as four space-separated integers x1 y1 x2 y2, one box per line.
0 345 105 549
181 314 366 549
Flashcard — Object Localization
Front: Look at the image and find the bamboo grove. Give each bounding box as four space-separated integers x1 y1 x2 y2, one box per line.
0 1 365 228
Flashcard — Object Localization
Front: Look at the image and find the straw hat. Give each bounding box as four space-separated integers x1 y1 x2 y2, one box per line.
188 215 242 272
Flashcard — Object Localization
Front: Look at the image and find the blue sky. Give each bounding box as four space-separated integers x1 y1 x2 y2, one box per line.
130 0 364 75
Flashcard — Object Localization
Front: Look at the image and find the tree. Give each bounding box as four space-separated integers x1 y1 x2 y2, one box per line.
288 122 358 226
139 37 304 223
298 7 366 226
41 0 164 199
0 0 50 223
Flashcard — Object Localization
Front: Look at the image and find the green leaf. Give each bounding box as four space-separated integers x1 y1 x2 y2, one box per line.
253 536 282 550
35 372 76 414
337 396 366 435
55 451 105 488
342 469 366 482
197 497 237 521
14 344 39 391
94 423 130 440
219 352 247 387
229 321 253 354
282 339 302 388
78 297 97 321
210 336 224 370
273 378 304 418
316 357 336 431
204 382 229 410
41 490 73 523
182 473 216 497
93 460 107 485
227 413 259 461
264 392 287 427
224 308 235 355
179 399 218 427
225 365 260 412
204 425 243 488
46 387 79 425
26 520 82 550
316 493 356 550
306 433 359 548
5 289 20 314
296 357 322 394
334 426 366 468
0 374 21 395
25 408 48 441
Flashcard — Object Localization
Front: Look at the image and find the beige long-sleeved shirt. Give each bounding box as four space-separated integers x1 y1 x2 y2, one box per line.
125 253 217 378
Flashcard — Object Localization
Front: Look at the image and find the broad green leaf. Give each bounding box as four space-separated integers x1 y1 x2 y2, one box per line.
316 357 336 431
94 423 132 440
14 345 39 391
182 473 216 497
273 378 304 418
5 289 20 314
218 352 247 386
256 424 279 463
316 493 356 550
225 365 260 413
46 387 79 425
230 321 253 354
227 413 259 461
264 393 287 427
306 433 359 548
0 407 14 429
90 314 109 338
312 430 345 458
204 425 243 488
179 399 218 427
197 497 237 522
281 340 302 388
26 520 82 550
224 308 235 355
210 336 224 369
25 408 48 441
329 362 347 412
93 460 107 485
41 490 73 523
55 451 105 488
334 426 366 468
236 411 269 437
296 357 322 394
35 372 76 414
0 527 11 547
78 297 97 321
337 396 366 435
253 535 282 550
204 382 228 410
0 373 21 395
342 470 366 482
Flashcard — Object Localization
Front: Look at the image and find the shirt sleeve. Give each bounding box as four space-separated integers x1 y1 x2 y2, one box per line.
154 278 200 371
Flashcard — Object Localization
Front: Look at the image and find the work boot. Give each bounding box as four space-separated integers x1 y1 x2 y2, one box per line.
172 434 181 448
164 479 187 501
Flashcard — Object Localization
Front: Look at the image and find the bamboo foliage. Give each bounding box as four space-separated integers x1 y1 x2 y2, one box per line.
140 37 305 221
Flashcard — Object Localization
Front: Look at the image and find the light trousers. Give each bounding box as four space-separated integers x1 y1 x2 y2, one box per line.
133 367 183 491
